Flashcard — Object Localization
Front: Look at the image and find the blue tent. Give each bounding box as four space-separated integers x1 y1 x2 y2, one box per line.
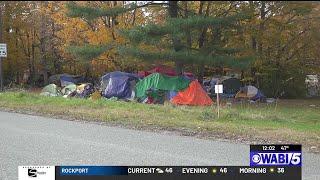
101 71 140 99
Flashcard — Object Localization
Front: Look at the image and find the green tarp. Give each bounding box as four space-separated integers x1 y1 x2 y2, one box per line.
135 73 190 98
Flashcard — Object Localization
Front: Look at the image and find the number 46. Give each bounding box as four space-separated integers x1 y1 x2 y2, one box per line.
220 168 227 173
165 168 173 173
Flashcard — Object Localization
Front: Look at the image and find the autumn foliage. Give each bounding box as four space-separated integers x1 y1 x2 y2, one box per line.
0 1 319 97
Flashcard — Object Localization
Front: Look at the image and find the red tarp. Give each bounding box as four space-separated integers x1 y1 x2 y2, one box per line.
171 80 213 106
138 65 194 78
148 66 176 76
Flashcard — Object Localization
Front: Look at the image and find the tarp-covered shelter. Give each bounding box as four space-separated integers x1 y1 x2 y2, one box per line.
235 85 266 101
207 76 241 98
171 81 213 106
135 73 190 99
101 71 140 99
210 77 241 95
48 74 84 87
60 74 85 87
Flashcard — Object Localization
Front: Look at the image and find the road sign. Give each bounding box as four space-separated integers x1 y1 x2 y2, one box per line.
0 43 7 57
214 84 223 118
215 84 223 94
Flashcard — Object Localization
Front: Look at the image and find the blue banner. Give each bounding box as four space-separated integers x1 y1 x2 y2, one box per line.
59 166 128 176
250 152 302 166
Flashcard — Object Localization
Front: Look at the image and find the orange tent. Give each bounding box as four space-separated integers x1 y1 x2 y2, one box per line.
171 80 213 106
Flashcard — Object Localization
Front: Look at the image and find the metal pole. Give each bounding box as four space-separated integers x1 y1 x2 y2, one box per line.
0 57 2 91
217 88 220 118
0 3 3 92
216 80 220 118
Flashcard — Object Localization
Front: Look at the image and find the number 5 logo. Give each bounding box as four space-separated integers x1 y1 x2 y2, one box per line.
291 153 301 165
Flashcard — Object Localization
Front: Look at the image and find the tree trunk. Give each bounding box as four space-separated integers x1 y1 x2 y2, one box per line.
184 2 191 49
258 1 266 55
26 31 34 85
249 1 257 51
197 2 211 83
168 1 183 75
40 1 49 85
32 29 36 86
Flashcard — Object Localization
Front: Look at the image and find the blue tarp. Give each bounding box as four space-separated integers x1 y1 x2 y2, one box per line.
251 90 266 101
101 71 140 99
60 75 84 87
167 90 178 100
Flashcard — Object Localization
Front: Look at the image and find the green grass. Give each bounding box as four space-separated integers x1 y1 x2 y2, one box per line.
0 92 319 152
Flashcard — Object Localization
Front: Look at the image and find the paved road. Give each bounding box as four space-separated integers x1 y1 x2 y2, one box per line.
0 111 319 180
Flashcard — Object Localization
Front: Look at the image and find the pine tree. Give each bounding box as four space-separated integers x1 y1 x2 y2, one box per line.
66 1 254 80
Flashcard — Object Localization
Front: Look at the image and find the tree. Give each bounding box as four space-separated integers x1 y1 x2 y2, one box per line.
66 1 254 82
242 1 319 97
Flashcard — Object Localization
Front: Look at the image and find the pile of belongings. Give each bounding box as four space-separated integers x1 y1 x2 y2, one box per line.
41 83 96 99
100 71 140 100
61 84 77 98
204 76 242 98
235 85 266 101
41 73 96 99
40 84 61 97
75 83 95 98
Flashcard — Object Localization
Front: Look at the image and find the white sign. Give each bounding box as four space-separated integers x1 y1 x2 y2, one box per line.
18 166 55 180
215 84 223 94
0 43 7 57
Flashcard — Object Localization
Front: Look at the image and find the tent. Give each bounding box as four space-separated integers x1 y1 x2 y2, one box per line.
135 73 190 99
171 81 213 106
235 85 266 101
40 84 61 97
101 71 140 99
208 76 241 97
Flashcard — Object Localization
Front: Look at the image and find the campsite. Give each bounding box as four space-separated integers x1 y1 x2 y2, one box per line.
1 64 319 153
38 65 267 106
0 1 319 154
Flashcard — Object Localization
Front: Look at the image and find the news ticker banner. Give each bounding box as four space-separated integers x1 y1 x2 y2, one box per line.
250 144 302 166
18 166 301 180
18 144 302 180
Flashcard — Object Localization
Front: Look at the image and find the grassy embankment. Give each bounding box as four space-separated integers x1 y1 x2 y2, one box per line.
0 92 319 152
